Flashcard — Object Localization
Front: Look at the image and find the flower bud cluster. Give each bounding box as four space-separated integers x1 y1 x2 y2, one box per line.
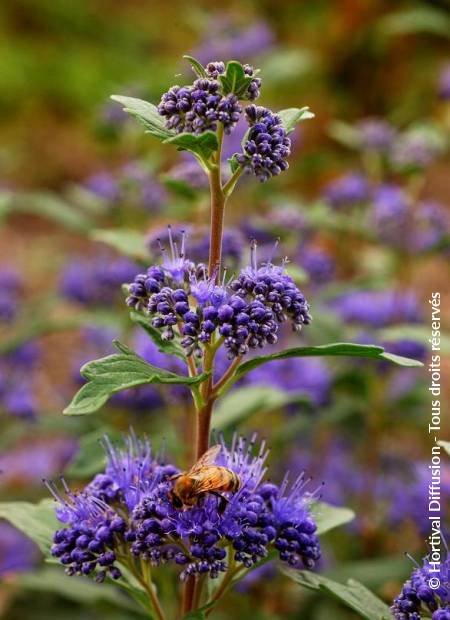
235 105 291 182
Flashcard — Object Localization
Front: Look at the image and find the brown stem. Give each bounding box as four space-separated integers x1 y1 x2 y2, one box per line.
195 397 216 459
208 166 226 280
181 576 196 617
212 356 242 395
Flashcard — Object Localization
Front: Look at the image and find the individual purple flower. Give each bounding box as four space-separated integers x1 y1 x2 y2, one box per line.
333 289 422 328
193 18 274 65
246 357 332 407
323 172 370 209
235 105 291 182
391 550 450 619
356 118 396 153
59 255 139 306
126 237 311 359
0 522 40 576
438 64 450 100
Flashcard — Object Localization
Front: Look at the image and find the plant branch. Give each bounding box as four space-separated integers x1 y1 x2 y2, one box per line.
222 166 244 197
212 356 242 396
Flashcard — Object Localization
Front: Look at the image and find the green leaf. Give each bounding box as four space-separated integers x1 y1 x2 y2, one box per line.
324 556 411 589
233 342 423 382
214 386 311 429
130 311 186 361
0 499 58 556
312 502 355 535
278 107 315 134
110 95 172 140
438 440 450 457
219 60 254 98
91 229 149 261
17 567 145 614
284 571 392 620
228 154 240 174
183 54 207 78
5 191 92 232
328 120 360 149
64 341 208 415
164 131 219 161
162 176 200 199
378 7 450 38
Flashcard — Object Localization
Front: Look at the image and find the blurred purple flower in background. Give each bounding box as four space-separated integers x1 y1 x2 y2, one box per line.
0 266 23 323
323 172 370 209
246 357 332 407
59 254 138 306
298 245 335 286
390 125 445 170
0 342 41 419
333 289 422 327
0 522 40 576
193 18 274 65
356 118 396 153
372 183 410 246
438 63 450 100
84 161 167 212
0 437 77 487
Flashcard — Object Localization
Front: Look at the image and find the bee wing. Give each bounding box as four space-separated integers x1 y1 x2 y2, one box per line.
190 466 229 493
189 445 222 474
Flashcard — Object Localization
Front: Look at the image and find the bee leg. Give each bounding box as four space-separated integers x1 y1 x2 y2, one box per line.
210 491 229 514
168 490 183 510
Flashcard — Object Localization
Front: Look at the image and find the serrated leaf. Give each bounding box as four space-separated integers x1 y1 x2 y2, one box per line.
278 107 315 134
311 502 355 535
110 95 172 140
233 342 423 382
91 229 149 261
438 440 450 456
64 341 208 415
130 311 186 361
164 131 219 161
0 499 58 556
284 570 392 620
214 386 311 428
219 60 253 97
183 55 207 78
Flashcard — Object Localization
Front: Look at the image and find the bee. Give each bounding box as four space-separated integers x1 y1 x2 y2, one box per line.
169 445 241 511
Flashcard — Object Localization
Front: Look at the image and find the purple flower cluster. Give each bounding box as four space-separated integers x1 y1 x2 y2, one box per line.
235 105 291 182
392 553 450 619
48 433 321 583
323 172 370 209
126 236 311 359
158 76 242 135
60 255 139 306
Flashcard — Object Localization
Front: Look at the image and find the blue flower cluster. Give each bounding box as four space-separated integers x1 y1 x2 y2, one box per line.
392 554 450 619
47 433 321 584
235 105 291 182
126 234 311 359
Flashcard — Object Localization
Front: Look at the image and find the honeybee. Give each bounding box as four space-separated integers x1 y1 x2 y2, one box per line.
169 445 241 511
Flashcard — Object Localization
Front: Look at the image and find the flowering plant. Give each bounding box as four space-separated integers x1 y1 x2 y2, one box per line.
0 57 424 620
